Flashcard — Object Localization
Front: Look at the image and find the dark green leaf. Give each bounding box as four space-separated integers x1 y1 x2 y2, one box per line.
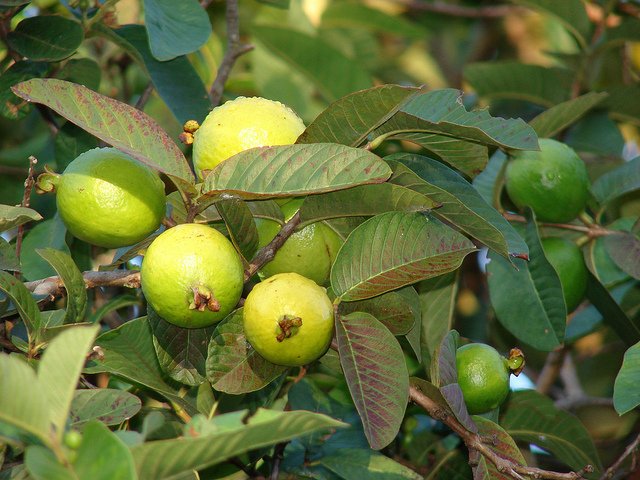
387 155 528 261
206 310 288 394
604 17 640 44
409 377 450 411
331 212 477 302
216 197 259 263
474 416 529 480
149 308 214 386
57 58 102 91
0 60 49 119
501 389 602 474
337 288 416 335
321 448 423 480
528 92 609 138
116 24 211 124
464 62 573 107
614 341 640 414
0 205 42 234
70 389 142 429
487 216 566 351
600 85 640 125
0 237 19 272
251 25 374 102
472 149 507 205
604 232 640 280
0 269 42 344
36 248 87 324
321 2 426 37
54 122 99 172
336 312 409 449
202 143 391 199
90 22 144 67
20 216 69 282
143 0 212 61
12 78 195 183
7 16 83 61
591 156 640 208
86 295 143 325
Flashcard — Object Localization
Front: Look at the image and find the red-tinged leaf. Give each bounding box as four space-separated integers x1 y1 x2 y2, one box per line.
473 416 528 480
337 288 415 335
336 312 409 450
604 232 640 281
409 377 449 411
331 212 477 302
205 311 288 394
201 144 391 199
11 78 194 183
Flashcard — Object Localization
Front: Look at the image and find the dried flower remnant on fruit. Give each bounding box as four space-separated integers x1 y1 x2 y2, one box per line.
276 315 303 342
189 284 221 312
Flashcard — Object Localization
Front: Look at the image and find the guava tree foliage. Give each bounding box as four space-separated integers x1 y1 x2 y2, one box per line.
1 0 640 479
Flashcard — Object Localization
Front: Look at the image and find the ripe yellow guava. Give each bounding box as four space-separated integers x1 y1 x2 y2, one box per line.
140 223 244 328
243 272 335 366
55 147 166 248
504 138 590 223
540 236 588 313
255 198 343 286
192 96 306 180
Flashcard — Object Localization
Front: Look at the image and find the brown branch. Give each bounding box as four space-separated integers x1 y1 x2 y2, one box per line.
14 156 38 277
536 346 570 396
25 270 141 297
380 0 518 18
409 385 594 480
135 81 155 112
599 430 640 480
208 0 254 106
501 212 619 239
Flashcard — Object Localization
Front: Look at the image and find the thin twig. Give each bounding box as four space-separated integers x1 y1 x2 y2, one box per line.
14 156 38 277
536 346 570 396
208 0 254 106
380 0 518 18
502 212 619 238
599 431 640 480
135 81 155 112
24 269 142 297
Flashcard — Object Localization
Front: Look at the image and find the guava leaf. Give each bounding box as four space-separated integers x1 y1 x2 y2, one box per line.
149 308 215 387
143 0 212 61
24 446 74 479
57 58 102 92
251 25 374 102
69 389 142 429
601 85 640 125
331 211 477 302
0 237 19 272
395 285 422 360
0 205 42 234
131 409 347 479
202 143 391 198
298 183 438 227
215 197 259 264
464 62 573 107
337 288 415 335
0 269 42 345
604 17 640 44
205 310 288 394
501 389 602 474
6 15 83 61
36 248 87 324
20 216 69 282
409 377 449 411
297 84 422 146
487 215 567 351
321 2 427 37
0 60 49 119
614 341 640 415
387 155 528 261
37 324 100 441
336 312 409 450
604 232 640 281
11 78 195 183
528 92 609 139
0 354 51 447
473 416 529 480
83 317 196 415
472 149 507 206
320 448 423 480
591 156 640 208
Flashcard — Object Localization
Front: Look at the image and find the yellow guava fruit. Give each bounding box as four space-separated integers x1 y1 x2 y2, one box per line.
243 272 335 366
140 223 245 328
192 96 306 180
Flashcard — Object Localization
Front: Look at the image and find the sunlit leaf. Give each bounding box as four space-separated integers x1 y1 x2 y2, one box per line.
0 205 42 234
528 92 608 138
614 341 640 415
70 389 142 429
72 421 137 479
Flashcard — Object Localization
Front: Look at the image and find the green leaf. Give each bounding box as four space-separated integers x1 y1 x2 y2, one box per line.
24 446 74 480
604 232 640 281
143 0 212 61
464 62 573 107
507 0 591 48
474 416 529 480
0 237 19 272
216 197 259 263
6 15 84 61
601 85 640 125
86 294 143 325
0 354 51 447
202 143 391 199
387 155 528 261
331 212 477 302
149 308 214 387
70 389 142 429
299 183 438 224
614 341 640 415
0 269 42 344
0 60 49 119
528 92 609 138
487 217 566 351
90 22 144 67
115 24 211 124
205 310 288 394
83 317 196 414
20 216 69 282
54 122 99 171
57 58 102 92
0 205 42 234
36 248 87 324
131 409 347 479
11 78 195 183
336 312 409 450
320 448 423 480
591 156 640 209
37 324 100 441
298 84 421 146
337 288 415 335
251 25 374 102
603 17 640 44
72 420 137 480
501 389 602 474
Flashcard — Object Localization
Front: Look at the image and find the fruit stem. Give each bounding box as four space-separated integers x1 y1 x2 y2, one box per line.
188 284 221 312
506 348 525 376
276 315 303 342
35 167 61 195
577 210 595 227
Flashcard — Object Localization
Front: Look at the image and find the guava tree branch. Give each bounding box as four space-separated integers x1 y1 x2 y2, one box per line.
14 156 38 277
381 0 517 18
501 212 618 239
408 386 594 480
